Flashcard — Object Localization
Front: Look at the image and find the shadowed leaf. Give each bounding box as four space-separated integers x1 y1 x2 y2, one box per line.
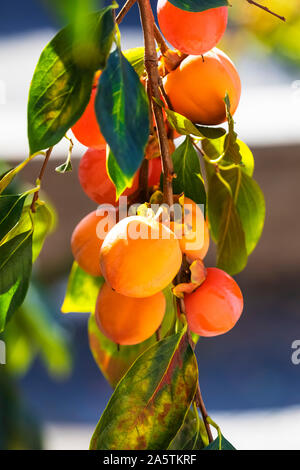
95 48 149 179
168 0 229 13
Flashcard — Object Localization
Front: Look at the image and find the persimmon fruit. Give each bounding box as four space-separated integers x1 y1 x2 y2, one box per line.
163 48 241 125
100 216 182 298
71 209 117 277
185 267 243 337
95 283 166 345
78 147 162 205
157 0 228 56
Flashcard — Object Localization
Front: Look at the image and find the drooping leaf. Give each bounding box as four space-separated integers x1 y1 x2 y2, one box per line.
95 48 150 179
0 194 27 242
31 201 57 262
208 171 247 275
168 408 209 450
90 328 198 450
0 231 33 331
168 0 229 13
172 137 206 205
221 168 265 255
223 94 242 164
204 434 236 450
61 262 104 313
202 138 254 176
28 6 115 154
88 285 177 388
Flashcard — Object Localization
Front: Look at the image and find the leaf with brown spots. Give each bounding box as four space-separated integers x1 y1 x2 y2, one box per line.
90 326 198 450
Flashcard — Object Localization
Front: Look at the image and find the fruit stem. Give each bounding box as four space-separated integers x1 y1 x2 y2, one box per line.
138 0 174 207
246 0 286 21
30 146 53 213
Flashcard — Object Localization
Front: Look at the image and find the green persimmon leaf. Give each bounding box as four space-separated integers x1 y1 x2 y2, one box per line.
204 434 236 450
163 107 225 140
168 0 229 13
1 201 56 263
168 408 209 450
95 48 150 178
28 6 115 154
61 262 104 313
0 231 33 331
123 47 145 77
0 193 27 243
31 201 56 262
172 137 206 205
208 171 247 275
88 285 177 388
222 168 265 255
106 148 133 200
223 94 242 164
90 329 198 450
202 138 254 176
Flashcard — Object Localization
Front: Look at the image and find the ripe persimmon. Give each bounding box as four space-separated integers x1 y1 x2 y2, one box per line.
78 147 162 205
95 283 166 345
157 0 228 56
71 86 106 149
71 209 117 277
185 267 243 337
170 196 209 261
100 216 182 298
163 48 241 125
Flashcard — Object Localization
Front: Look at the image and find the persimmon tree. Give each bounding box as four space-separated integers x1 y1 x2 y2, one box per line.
0 0 285 451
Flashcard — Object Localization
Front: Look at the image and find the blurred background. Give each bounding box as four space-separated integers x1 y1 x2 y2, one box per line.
0 0 300 450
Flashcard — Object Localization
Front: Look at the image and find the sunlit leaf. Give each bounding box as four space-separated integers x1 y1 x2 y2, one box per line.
61 262 104 313
90 328 198 450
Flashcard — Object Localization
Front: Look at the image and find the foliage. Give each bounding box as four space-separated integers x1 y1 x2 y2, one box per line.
0 0 277 451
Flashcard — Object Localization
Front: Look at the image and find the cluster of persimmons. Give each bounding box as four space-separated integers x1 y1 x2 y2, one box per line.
70 2 244 347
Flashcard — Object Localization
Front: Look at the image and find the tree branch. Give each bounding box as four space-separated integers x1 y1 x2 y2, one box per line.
137 0 174 207
246 0 286 22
